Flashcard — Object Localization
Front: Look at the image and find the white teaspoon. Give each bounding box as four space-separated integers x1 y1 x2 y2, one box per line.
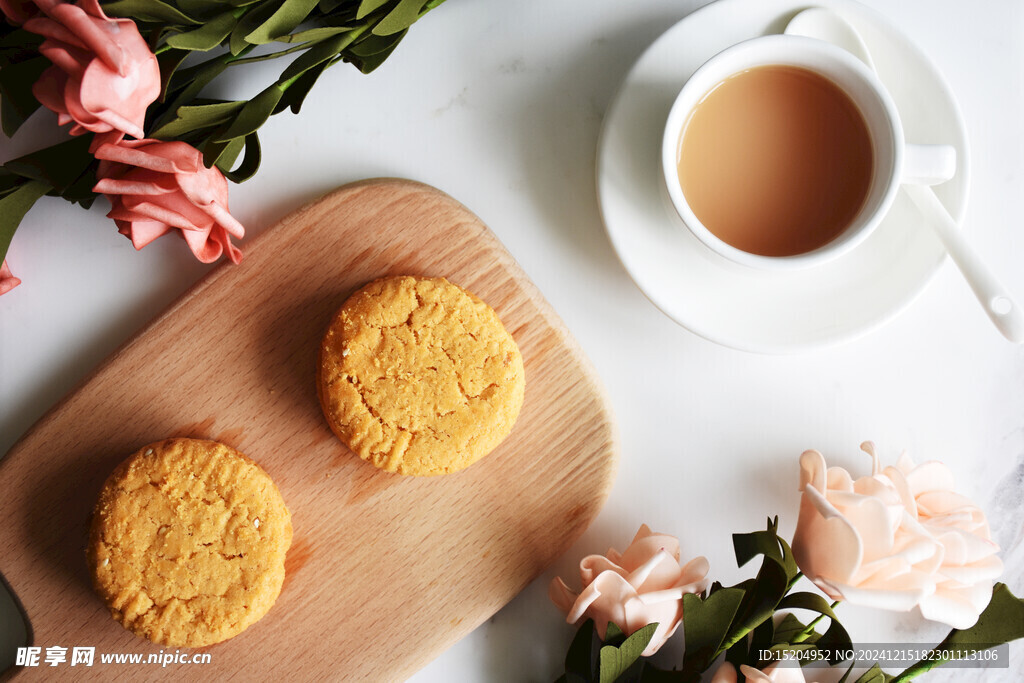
786 7 1024 343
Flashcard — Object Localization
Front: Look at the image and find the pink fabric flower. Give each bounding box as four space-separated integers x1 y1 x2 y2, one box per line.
23 0 160 139
0 0 37 24
93 139 245 264
792 443 1002 629
549 525 710 656
0 260 21 295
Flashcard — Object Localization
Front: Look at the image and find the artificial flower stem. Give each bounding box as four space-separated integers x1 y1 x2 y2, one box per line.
276 23 369 91
786 571 804 592
790 601 840 644
228 42 315 67
890 649 948 681
889 628 963 683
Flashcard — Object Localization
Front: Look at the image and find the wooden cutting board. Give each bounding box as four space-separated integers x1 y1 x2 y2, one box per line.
0 179 618 680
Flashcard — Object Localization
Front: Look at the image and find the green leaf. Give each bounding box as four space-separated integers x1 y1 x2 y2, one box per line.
0 180 49 264
4 136 95 192
767 593 851 665
278 32 353 83
150 100 245 139
564 620 598 683
156 47 191 101
720 557 790 655
356 0 391 20
276 59 329 114
0 27 42 55
213 85 284 141
681 588 745 673
163 56 229 104
228 41 312 66
349 30 405 56
0 169 23 197
229 0 280 54
891 582 1024 682
604 621 625 644
218 133 262 183
814 616 853 664
346 28 405 73
0 54 49 137
771 612 810 644
767 642 817 655
101 0 199 25
940 582 1024 650
348 33 403 73
598 623 658 683
733 517 800 585
837 659 858 683
316 0 348 11
212 136 246 172
748 612 776 661
175 0 221 14
372 0 424 36
777 592 839 622
165 11 240 51
59 165 100 209
274 26 352 43
150 60 232 135
244 0 320 44
854 664 894 683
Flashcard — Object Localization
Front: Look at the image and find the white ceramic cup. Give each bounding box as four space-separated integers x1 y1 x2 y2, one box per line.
661 34 957 270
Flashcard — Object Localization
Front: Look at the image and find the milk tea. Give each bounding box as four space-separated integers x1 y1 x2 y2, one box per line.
677 65 873 257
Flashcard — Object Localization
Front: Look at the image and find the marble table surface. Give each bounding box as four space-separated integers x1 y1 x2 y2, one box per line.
1 0 1021 680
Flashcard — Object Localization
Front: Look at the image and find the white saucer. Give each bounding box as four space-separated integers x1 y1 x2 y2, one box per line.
597 0 968 353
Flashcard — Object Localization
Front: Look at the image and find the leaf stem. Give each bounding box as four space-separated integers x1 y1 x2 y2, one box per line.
228 42 312 66
791 601 840 644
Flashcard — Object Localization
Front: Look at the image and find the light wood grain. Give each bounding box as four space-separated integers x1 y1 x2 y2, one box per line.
0 179 618 681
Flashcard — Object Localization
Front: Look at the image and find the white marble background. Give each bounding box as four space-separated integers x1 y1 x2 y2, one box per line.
1 0 1022 681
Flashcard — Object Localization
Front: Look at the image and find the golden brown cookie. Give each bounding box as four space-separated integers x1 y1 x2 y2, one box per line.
87 438 292 647
317 275 526 476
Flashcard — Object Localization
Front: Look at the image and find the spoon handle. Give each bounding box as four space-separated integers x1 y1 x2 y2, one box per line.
903 183 1024 343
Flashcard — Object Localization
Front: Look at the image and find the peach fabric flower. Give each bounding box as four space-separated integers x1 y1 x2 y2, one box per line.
711 661 815 683
549 525 709 656
93 139 245 264
0 260 21 295
886 449 1003 628
793 443 1002 628
23 0 160 139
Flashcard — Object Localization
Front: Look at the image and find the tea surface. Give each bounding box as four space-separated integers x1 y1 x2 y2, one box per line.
677 65 873 257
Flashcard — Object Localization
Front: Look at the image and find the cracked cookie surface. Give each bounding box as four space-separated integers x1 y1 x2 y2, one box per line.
87 438 292 647
318 275 525 476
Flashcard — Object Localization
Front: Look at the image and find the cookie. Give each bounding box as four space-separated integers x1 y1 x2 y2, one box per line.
317 275 525 476
87 438 292 647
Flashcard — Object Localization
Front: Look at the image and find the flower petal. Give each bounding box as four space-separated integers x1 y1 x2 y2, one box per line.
0 260 22 295
548 577 578 615
793 483 863 585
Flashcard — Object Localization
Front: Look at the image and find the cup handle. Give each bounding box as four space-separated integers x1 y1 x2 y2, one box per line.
902 143 957 185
